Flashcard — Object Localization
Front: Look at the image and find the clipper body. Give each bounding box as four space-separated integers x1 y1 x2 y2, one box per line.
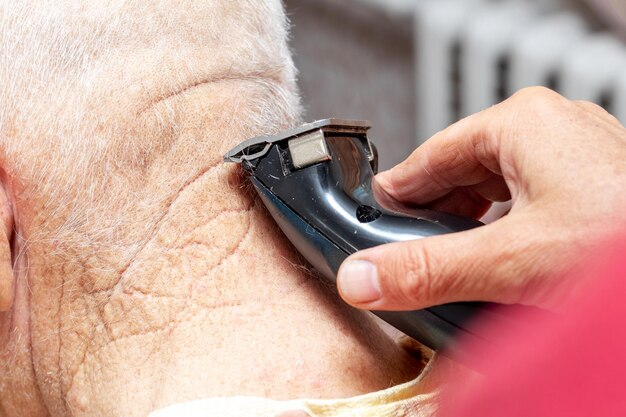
225 119 522 363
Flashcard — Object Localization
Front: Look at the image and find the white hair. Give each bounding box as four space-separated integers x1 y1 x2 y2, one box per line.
0 0 302 264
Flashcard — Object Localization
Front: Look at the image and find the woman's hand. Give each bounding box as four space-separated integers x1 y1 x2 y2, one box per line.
337 87 626 311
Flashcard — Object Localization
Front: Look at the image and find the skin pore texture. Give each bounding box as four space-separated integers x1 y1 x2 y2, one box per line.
0 1 424 416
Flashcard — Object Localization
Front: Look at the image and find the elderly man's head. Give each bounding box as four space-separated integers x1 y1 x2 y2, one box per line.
0 2 425 416
0 0 300 258
0 0 301 414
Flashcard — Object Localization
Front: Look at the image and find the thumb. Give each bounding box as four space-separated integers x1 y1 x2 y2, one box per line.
337 214 557 311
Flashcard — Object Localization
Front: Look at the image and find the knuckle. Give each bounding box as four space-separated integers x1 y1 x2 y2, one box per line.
575 100 610 116
577 101 625 128
393 243 436 305
504 87 578 132
510 86 565 109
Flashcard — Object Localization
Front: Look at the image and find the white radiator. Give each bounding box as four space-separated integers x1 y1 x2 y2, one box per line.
415 0 626 143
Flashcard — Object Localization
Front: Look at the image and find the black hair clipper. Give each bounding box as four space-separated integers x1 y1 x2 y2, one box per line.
224 119 534 364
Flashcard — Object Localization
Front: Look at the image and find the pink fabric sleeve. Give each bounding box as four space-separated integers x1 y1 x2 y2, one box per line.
443 239 626 417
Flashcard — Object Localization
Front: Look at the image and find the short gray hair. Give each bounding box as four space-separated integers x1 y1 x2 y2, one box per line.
0 0 302 265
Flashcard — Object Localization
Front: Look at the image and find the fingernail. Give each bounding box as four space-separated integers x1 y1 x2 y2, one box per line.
374 170 391 184
338 260 381 304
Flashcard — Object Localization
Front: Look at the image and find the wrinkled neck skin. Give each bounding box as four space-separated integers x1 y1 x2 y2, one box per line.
0 2 423 416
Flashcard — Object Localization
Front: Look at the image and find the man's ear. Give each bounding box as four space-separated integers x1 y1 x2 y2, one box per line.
0 184 14 312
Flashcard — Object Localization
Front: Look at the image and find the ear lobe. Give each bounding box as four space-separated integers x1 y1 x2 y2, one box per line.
0 185 14 313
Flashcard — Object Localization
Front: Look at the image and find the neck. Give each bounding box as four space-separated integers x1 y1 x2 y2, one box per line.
74 275 421 416
18 165 423 417
66 218 423 415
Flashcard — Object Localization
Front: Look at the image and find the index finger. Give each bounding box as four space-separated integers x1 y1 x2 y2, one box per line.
376 105 505 206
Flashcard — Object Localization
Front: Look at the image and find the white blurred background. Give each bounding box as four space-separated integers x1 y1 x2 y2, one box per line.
284 0 626 170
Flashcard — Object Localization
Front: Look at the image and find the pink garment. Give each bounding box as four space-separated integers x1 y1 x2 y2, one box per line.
443 240 626 416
